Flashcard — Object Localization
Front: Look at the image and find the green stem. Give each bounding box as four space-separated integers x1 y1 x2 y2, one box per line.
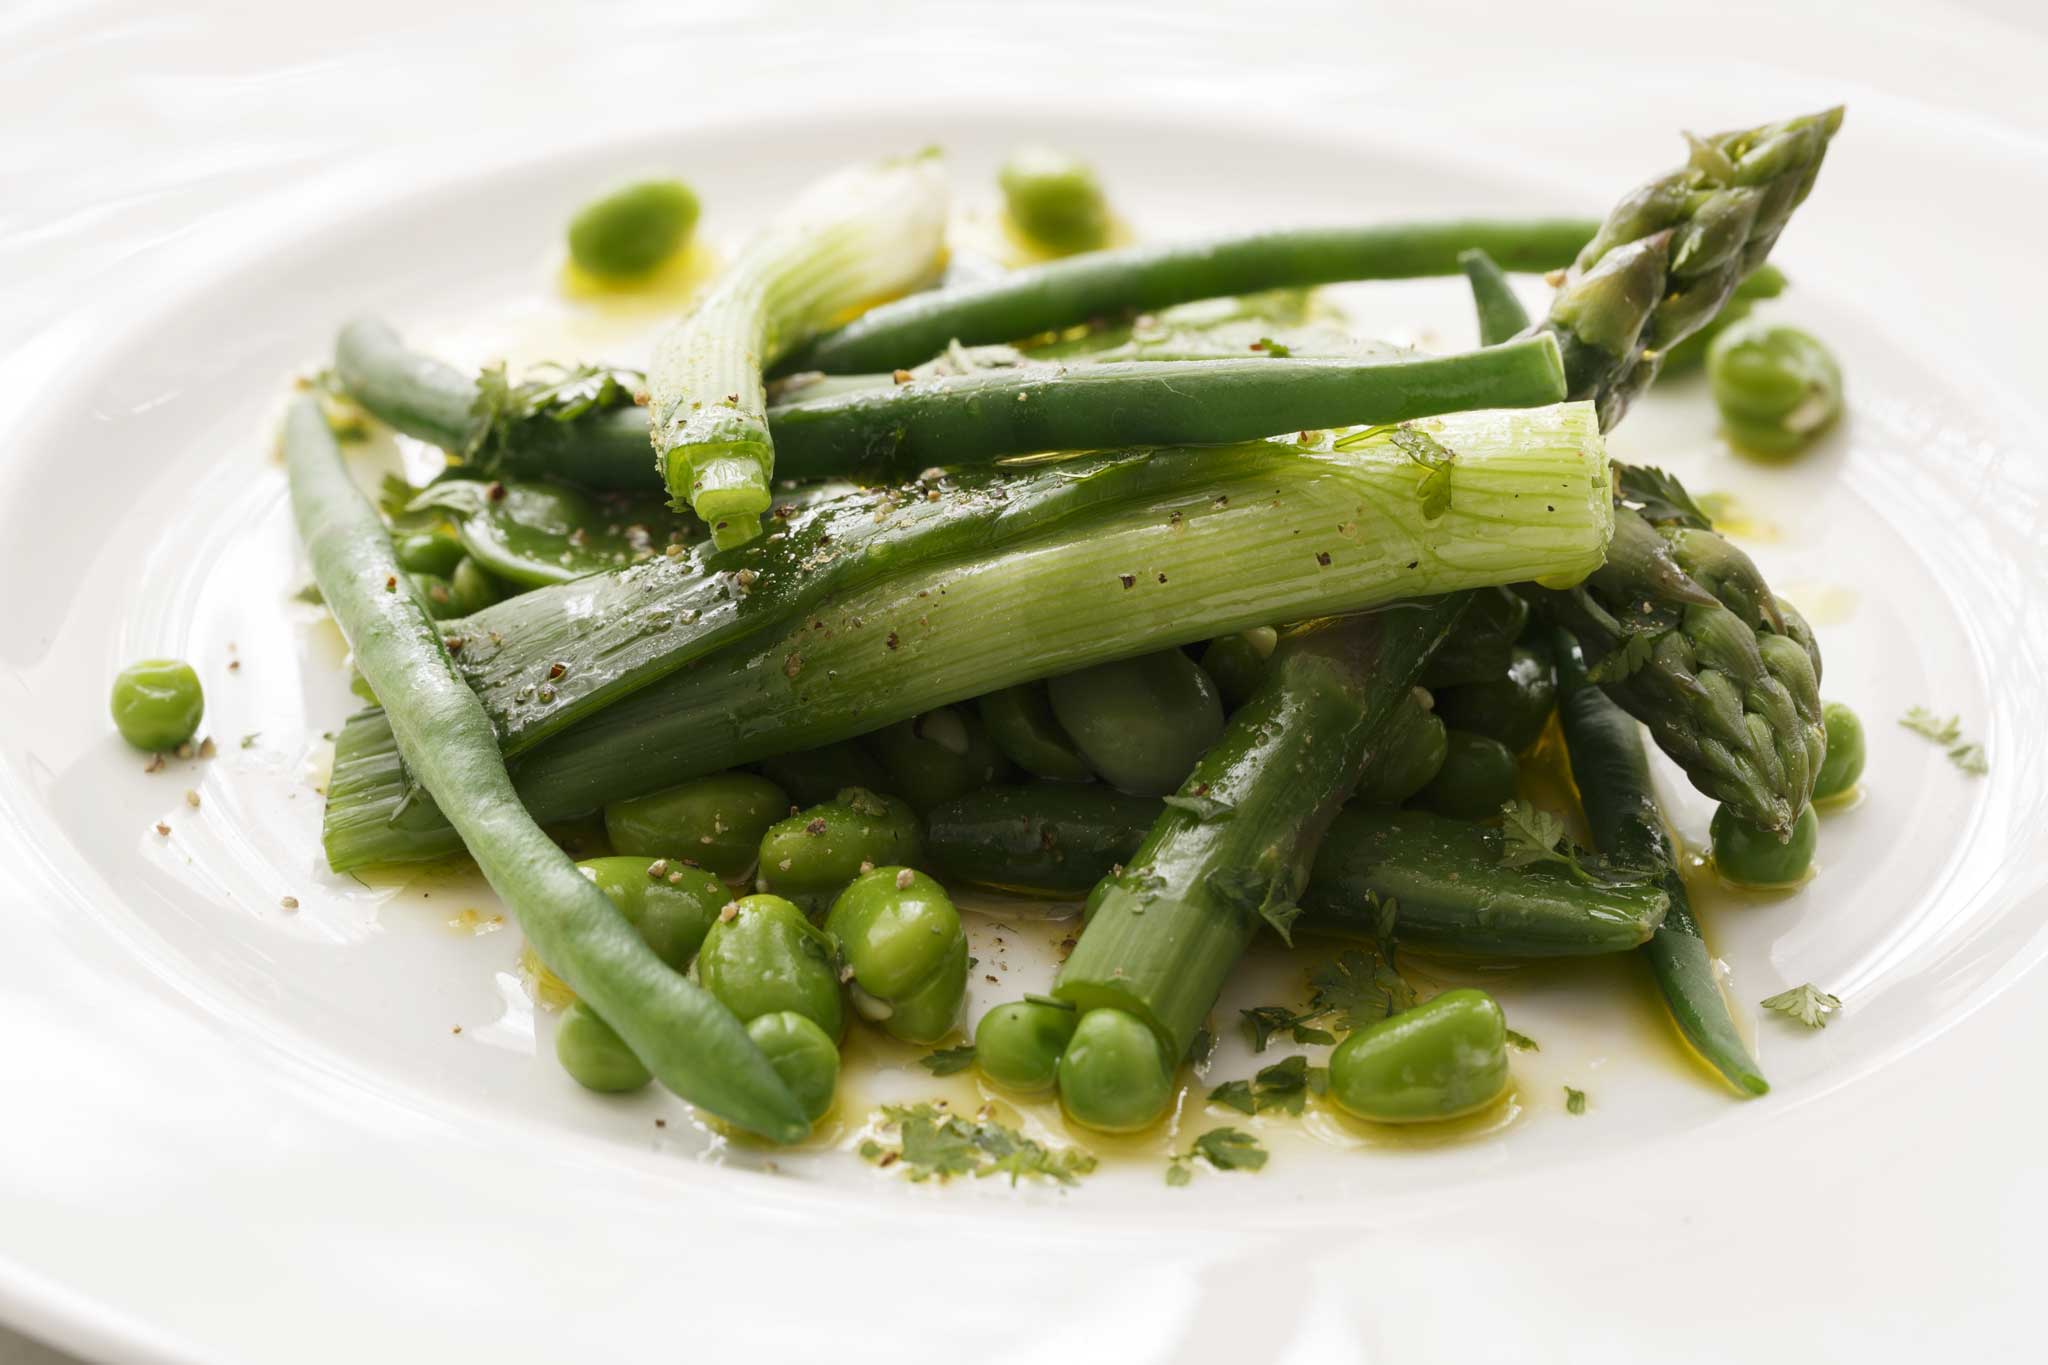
1458 248 1532 347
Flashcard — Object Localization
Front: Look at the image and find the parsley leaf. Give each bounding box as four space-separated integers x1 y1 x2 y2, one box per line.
1760 982 1841 1029
864 1102 1096 1186
1239 1004 1316 1053
1504 1028 1539 1052
1388 426 1456 519
919 1043 977 1076
1308 947 1413 1027
1193 1127 1268 1172
1164 1162 1192 1187
1901 707 1987 775
1498 799 1594 884
1254 336 1293 357
1207 1055 1325 1118
1564 1086 1587 1115
1616 464 1713 530
466 361 645 462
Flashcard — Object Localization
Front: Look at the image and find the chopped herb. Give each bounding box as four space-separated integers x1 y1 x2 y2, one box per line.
1504 1028 1540 1052
919 1043 977 1076
1308 946 1413 1028
1164 1162 1192 1187
1253 336 1292 357
239 732 261 749
1185 1026 1217 1069
1165 1126 1269 1184
1239 1004 1319 1053
1564 1086 1587 1115
1387 425 1456 519
468 361 643 459
1208 1054 1325 1118
1901 706 1987 774
862 1102 1095 1186
1760 982 1841 1029
1616 464 1713 529
1498 799 1595 884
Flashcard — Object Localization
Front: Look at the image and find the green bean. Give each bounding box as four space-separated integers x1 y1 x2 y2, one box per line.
603 772 789 879
1431 643 1557 752
110 659 204 752
1410 730 1520 819
975 999 1079 1093
754 788 925 905
1198 628 1277 710
925 783 1162 896
825 867 969 1044
1711 803 1818 887
865 706 1010 813
1351 689 1447 806
1326 988 1510 1123
757 742 892 808
555 1002 652 1093
1708 320 1843 456
1813 700 1865 800
695 894 845 1039
745 1011 839 1123
1457 248 1532 347
977 684 1093 782
568 179 700 279
999 146 1112 254
1046 649 1225 796
574 856 728 971
1420 586 1530 688
1057 1007 1174 1134
394 530 465 576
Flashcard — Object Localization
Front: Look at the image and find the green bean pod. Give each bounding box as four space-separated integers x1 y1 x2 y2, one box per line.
754 788 925 906
1327 988 1510 1123
694 894 845 1039
574 856 729 971
1457 248 1533 347
603 772 790 879
825 867 969 1044
1046 649 1225 796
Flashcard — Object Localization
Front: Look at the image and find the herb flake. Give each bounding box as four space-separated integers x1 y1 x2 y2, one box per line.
1761 982 1841 1029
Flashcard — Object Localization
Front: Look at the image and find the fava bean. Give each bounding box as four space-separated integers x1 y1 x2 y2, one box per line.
866 706 1009 812
1354 689 1448 805
755 787 925 905
757 741 892 808
977 683 1093 782
1057 1007 1174 1133
575 855 728 971
1327 988 1509 1123
826 867 969 1044
1047 650 1224 796
1432 644 1557 752
998 146 1112 255
695 894 844 1039
745 1010 840 1123
555 1001 652 1093
1410 730 1520 820
568 179 701 279
604 772 789 879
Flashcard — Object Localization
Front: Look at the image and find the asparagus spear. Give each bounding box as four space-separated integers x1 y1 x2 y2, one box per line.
1553 630 1767 1095
648 153 949 549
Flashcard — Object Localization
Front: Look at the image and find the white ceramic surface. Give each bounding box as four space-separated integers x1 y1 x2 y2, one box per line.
4 3 2048 1362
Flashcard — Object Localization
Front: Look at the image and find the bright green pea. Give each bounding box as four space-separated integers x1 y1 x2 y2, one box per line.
555 1001 651 1093
394 530 465 576
695 894 844 1039
1410 730 1520 820
568 179 701 279
976 1000 1078 1093
449 556 503 614
866 706 1009 812
998 146 1111 255
826 867 968 1044
575 855 728 970
1047 650 1225 796
409 571 464 620
755 787 925 904
1711 803 1819 887
757 741 893 808
1355 690 1449 805
1432 645 1557 753
977 684 1094 782
1057 1007 1174 1133
1813 701 1865 801
604 772 790 879
1708 320 1843 457
1328 988 1509 1122
745 1010 839 1124
110 659 204 751
1198 628 1278 709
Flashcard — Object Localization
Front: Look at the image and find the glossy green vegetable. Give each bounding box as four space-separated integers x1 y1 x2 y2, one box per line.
1410 730 1520 819
110 659 204 752
1047 650 1226 796
977 684 1093 782
865 706 1009 813
1302 806 1668 957
1658 263 1786 373
1351 690 1447 806
408 478 698 588
1420 587 1529 688
1711 803 1818 887
1432 643 1556 752
695 894 845 1039
283 395 807 1142
1057 1007 1174 1134
1198 628 1277 709
394 530 465 576
1555 630 1766 1095
1813 700 1865 800
555 1002 652 1093
975 1000 1079 1093
574 855 728 970
777 217 1599 375
745 1010 839 1123
449 557 503 615
1457 248 1532 347
999 146 1111 254
1326 988 1510 1123
925 783 1162 895
757 741 892 808
410 572 463 620
603 772 789 879
825 867 969 1044
1708 320 1843 456
754 788 925 904
568 179 700 279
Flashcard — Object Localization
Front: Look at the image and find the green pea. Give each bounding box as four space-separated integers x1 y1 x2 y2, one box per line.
826 867 969 1044
865 706 1009 812
755 787 926 904
1708 320 1843 457
1432 644 1557 753
1410 730 1520 820
394 530 465 576
567 179 701 279
975 1000 1078 1094
555 1001 651 1093
1198 628 1278 709
1354 689 1448 805
1657 263 1785 374
757 741 892 808
409 571 464 621
745 1010 840 1124
1057 1007 1174 1133
450 556 504 614
1046 650 1225 796
1711 803 1819 887
1420 587 1529 688
695 894 844 1039
977 684 1093 782
1813 701 1865 801
998 146 1111 255
109 659 204 751
575 855 728 970
1327 988 1509 1123
603 772 790 879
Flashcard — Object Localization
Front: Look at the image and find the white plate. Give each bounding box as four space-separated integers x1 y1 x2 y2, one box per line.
5 4 2048 1362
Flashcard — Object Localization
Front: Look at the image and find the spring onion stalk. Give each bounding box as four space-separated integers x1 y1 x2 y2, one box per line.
322 404 1614 868
1553 631 1768 1096
282 396 807 1142
774 218 1600 376
649 153 949 548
